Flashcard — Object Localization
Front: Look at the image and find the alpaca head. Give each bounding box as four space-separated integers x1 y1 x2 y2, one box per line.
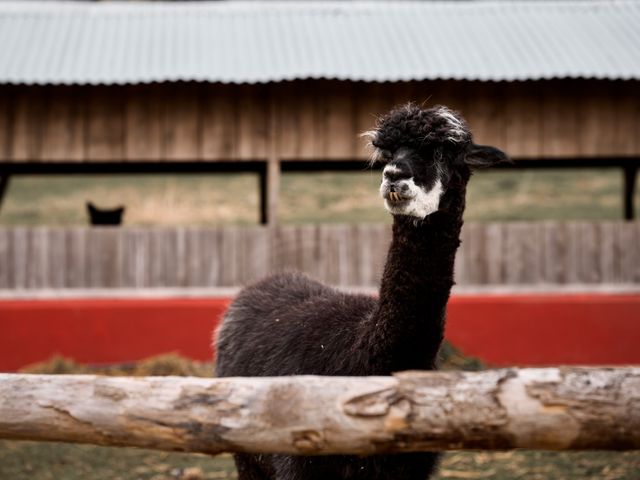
363 103 509 219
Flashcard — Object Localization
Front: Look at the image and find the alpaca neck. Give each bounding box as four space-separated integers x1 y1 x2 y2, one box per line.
365 192 465 373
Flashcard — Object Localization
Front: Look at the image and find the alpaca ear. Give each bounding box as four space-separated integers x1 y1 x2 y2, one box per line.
465 143 510 169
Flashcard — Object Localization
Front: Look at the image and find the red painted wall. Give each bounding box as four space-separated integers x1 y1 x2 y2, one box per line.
0 298 231 371
446 295 640 366
1 294 639 371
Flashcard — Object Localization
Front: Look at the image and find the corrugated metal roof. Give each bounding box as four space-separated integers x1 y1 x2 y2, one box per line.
0 1 639 85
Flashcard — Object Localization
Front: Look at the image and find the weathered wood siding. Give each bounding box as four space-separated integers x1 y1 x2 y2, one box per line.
0 80 638 163
0 84 270 163
0 222 638 289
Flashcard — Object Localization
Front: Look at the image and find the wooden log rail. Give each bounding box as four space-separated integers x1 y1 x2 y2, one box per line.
1 368 639 455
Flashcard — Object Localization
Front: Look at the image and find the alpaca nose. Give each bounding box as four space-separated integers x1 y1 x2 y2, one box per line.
382 163 412 183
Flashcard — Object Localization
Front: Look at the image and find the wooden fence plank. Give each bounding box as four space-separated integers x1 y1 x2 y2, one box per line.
26 228 48 289
466 223 486 284
219 227 240 286
200 229 222 287
0 229 8 288
46 228 67 289
598 222 616 283
0 222 638 290
579 223 600 283
619 222 640 283
298 225 319 279
64 228 86 288
184 228 201 287
355 225 373 286
85 228 116 288
484 223 505 284
10 227 28 288
246 227 270 285
543 222 566 283
120 229 150 288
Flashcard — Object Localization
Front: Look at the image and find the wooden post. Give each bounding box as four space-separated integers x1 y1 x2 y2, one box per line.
623 165 637 220
0 173 9 213
259 161 280 226
265 86 280 226
1 368 639 455
265 159 280 226
259 165 267 225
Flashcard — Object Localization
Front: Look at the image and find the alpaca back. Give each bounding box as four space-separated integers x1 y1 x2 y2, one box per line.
215 272 376 378
214 272 440 479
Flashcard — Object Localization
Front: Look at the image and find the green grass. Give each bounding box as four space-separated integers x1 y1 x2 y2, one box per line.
0 168 635 226
0 441 238 480
0 174 261 226
2 442 638 480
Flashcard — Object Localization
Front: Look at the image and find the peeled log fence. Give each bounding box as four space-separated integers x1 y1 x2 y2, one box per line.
1 368 639 454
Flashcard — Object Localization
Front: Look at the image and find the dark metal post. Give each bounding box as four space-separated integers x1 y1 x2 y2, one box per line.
259 166 268 225
623 165 637 220
0 174 10 213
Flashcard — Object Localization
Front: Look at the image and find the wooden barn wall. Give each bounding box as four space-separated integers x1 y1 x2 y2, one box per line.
0 80 638 163
0 84 270 163
0 222 638 289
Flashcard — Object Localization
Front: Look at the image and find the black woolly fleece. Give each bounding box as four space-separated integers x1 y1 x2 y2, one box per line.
215 103 503 480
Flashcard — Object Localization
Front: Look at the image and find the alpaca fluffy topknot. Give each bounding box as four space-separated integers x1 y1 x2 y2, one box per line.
366 104 471 162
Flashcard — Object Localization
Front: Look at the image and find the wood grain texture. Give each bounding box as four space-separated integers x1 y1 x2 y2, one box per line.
505 82 542 158
201 84 238 160
0 222 637 289
0 89 13 162
236 84 269 160
125 85 162 161
276 82 305 159
86 87 125 161
463 82 506 150
1 368 638 454
1 80 638 163
10 88 46 161
160 84 200 161
41 86 85 162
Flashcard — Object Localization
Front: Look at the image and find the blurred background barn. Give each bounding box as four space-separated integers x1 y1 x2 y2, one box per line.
0 0 639 369
1 2 640 479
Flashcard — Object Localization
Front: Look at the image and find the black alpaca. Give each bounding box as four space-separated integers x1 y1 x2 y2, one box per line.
215 104 508 480
86 202 125 226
